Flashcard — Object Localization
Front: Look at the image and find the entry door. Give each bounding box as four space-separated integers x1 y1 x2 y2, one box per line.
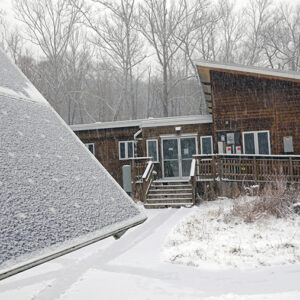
180 137 197 177
162 136 197 178
162 138 180 178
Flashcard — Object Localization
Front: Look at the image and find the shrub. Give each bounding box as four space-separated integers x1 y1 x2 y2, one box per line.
231 177 298 222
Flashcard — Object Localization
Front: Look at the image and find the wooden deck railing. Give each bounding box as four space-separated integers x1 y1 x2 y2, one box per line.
193 154 300 183
131 157 153 201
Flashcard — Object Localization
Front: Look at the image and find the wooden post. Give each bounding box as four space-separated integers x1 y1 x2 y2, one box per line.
253 156 257 183
217 155 222 182
289 157 293 183
212 155 216 181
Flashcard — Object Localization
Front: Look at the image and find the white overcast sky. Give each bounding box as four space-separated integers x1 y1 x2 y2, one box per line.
2 0 300 18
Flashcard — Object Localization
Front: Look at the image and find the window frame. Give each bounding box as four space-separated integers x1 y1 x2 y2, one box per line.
146 139 159 163
242 130 271 155
119 141 134 160
200 136 213 154
84 143 95 155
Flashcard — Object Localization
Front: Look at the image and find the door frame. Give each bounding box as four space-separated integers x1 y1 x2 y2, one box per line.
160 134 198 179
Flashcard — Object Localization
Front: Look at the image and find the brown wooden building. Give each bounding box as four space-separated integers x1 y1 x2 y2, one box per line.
71 62 300 207
71 115 213 186
196 61 300 155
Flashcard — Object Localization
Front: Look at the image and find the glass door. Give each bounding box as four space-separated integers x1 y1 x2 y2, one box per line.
180 137 197 177
162 138 179 178
162 136 197 178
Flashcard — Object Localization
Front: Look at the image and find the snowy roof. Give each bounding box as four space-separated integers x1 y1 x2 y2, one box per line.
70 115 212 131
195 60 300 82
0 51 146 280
0 49 48 105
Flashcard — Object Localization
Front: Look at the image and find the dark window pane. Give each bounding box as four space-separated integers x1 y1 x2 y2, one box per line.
244 133 255 154
202 137 212 154
164 160 179 177
181 138 196 159
148 140 158 162
128 142 133 158
88 144 94 154
182 160 192 177
163 139 178 160
120 142 125 159
258 132 269 154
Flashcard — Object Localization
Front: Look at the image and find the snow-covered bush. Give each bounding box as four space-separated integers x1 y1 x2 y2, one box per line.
163 198 300 269
231 178 298 222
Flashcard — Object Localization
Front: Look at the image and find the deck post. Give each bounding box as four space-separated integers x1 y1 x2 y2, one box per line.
217 155 222 182
253 156 257 183
212 155 216 181
289 157 293 182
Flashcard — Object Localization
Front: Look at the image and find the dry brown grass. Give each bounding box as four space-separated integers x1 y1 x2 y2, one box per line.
231 178 298 223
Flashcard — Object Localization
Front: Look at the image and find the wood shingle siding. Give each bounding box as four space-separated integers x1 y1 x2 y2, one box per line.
210 71 300 154
74 126 140 185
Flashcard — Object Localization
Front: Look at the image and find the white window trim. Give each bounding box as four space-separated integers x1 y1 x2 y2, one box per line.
146 139 159 163
200 136 213 154
85 143 95 155
119 141 134 160
242 130 271 154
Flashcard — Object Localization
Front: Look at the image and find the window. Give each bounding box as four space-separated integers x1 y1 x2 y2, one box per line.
200 136 213 154
119 141 134 160
243 131 270 154
85 143 95 155
146 139 158 162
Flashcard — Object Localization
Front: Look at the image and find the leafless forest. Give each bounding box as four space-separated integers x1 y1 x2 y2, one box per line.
0 0 299 124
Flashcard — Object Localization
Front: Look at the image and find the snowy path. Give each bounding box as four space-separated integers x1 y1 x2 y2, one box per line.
1 208 300 300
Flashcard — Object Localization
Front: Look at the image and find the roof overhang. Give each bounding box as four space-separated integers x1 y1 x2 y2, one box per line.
195 60 300 114
140 115 212 128
71 115 213 132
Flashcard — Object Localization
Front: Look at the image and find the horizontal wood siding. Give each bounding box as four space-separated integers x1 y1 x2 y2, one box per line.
211 71 300 154
74 127 140 185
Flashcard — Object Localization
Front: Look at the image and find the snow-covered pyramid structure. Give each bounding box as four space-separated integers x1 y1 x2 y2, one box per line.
0 49 146 280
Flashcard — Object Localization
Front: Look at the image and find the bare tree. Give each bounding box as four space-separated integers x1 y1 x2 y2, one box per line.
241 0 273 65
216 0 244 63
62 30 91 124
263 2 300 71
14 0 81 115
139 0 194 117
71 0 145 120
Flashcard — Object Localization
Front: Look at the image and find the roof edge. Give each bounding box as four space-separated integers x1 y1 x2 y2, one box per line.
195 60 300 82
71 115 213 131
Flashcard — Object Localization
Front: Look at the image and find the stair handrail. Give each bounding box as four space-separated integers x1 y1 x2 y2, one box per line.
142 160 154 202
189 158 197 204
142 160 154 181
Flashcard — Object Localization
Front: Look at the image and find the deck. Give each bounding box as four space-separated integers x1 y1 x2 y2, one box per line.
131 154 300 207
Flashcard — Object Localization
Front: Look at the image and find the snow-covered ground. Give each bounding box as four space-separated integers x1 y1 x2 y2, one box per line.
1 204 300 300
163 198 300 270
